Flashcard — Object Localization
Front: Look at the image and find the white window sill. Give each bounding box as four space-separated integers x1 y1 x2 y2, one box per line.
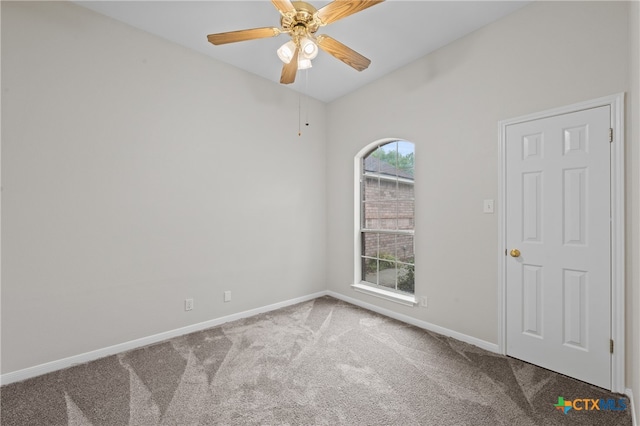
351 283 417 307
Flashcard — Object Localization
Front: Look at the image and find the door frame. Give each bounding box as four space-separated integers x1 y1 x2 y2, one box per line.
497 93 625 392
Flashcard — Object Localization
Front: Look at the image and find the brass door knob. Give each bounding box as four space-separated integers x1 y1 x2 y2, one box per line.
510 249 521 258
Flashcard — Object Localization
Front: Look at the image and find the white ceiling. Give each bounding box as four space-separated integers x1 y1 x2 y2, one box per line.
75 1 530 102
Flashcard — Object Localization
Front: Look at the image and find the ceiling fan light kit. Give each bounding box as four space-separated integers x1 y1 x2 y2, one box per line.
277 37 317 70
207 0 384 84
298 57 313 70
299 37 319 60
276 40 297 64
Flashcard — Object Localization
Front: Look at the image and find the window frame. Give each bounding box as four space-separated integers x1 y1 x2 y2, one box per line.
352 139 417 306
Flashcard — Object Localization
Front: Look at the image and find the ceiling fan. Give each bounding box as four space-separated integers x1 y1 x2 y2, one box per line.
207 0 384 84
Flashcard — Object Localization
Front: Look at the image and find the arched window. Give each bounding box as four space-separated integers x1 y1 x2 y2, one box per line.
355 140 415 300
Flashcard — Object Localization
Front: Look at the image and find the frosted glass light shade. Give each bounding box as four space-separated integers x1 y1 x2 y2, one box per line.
298 58 312 70
277 40 296 64
299 37 318 60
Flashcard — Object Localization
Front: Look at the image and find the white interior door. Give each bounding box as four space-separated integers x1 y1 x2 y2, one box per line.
505 105 611 389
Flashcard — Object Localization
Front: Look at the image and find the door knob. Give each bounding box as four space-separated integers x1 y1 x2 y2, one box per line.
510 249 521 258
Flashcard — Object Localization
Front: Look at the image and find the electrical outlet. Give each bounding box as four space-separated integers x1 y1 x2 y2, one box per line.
185 298 194 311
420 296 428 308
224 291 231 302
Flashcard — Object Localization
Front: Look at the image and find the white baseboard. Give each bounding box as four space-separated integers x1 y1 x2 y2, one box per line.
627 388 637 426
0 291 328 386
1 289 505 386
326 290 500 354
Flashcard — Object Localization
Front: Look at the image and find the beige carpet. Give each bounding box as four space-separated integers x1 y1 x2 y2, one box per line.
1 296 632 425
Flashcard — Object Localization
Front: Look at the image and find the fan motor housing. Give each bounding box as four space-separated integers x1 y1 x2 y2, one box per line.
281 1 321 35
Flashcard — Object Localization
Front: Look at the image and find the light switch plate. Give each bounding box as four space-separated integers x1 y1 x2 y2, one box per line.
483 199 495 214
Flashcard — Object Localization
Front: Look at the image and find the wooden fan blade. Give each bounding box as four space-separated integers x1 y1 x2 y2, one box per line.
207 27 281 45
316 0 384 26
271 0 296 15
316 34 371 71
280 47 299 84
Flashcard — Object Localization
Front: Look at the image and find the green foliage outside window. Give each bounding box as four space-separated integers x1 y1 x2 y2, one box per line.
364 254 415 294
371 149 414 174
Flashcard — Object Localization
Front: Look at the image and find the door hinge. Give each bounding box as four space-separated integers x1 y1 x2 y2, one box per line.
609 128 613 143
610 339 614 354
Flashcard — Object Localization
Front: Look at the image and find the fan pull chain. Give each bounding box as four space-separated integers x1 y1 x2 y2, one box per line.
297 70 311 137
298 90 302 136
305 69 310 128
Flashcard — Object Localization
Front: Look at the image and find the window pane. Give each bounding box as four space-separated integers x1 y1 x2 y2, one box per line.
397 199 415 230
397 180 414 200
378 260 397 290
362 233 378 258
362 258 378 284
362 174 382 201
364 201 398 230
379 218 398 230
396 140 414 175
378 142 398 170
379 177 399 200
363 202 380 229
397 263 415 294
377 234 396 260
396 234 414 263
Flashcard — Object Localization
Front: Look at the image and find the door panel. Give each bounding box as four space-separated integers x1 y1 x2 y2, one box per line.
505 105 611 389
563 168 587 245
522 264 542 337
563 268 587 349
522 172 542 242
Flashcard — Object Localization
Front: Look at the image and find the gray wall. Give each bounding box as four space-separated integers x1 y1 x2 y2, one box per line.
325 0 636 386
1 1 327 373
2 0 639 417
